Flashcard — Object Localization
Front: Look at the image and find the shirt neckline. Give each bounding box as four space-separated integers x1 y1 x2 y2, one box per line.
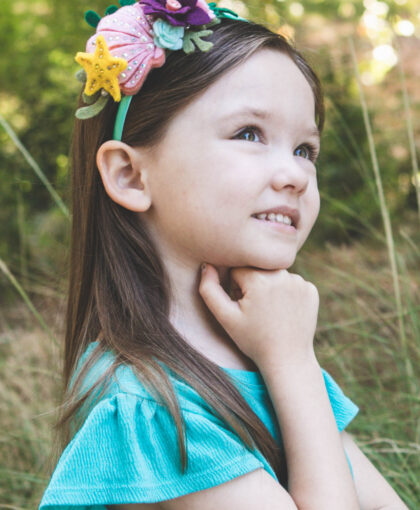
220 366 265 387
85 341 266 388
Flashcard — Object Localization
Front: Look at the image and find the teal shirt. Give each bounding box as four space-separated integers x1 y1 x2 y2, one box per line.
39 341 359 509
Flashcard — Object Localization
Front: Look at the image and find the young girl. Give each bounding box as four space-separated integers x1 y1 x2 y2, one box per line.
39 1 408 509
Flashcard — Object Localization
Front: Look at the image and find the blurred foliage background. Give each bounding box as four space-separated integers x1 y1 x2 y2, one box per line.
1 0 419 271
0 0 419 286
0 0 419 508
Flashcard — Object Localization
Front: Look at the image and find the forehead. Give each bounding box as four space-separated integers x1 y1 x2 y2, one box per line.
184 49 317 127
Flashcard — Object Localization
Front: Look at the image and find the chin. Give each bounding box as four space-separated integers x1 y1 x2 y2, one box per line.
249 253 296 271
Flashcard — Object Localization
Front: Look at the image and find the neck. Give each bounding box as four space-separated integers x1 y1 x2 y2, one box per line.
166 258 258 371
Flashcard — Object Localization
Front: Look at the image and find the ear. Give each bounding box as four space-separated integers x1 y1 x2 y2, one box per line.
96 140 152 212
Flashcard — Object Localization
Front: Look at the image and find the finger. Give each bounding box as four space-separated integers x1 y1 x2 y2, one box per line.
199 264 240 329
228 266 255 295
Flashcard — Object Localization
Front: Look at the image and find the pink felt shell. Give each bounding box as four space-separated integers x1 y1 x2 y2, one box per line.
86 3 166 96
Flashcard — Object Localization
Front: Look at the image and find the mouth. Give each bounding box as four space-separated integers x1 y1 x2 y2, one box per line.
251 206 300 228
251 214 297 234
251 212 297 228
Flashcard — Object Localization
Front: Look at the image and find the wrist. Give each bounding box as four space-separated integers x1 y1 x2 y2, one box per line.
256 347 319 379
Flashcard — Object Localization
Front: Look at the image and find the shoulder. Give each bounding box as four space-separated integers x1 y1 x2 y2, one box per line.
39 389 275 509
39 344 277 509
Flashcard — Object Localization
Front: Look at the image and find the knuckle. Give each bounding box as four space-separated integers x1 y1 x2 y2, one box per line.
308 282 319 294
286 271 302 283
278 269 290 279
307 282 319 301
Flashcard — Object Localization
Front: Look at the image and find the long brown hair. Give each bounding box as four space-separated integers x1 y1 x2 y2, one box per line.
54 17 325 487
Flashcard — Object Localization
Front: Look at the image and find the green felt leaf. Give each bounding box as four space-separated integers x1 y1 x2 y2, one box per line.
75 69 87 84
183 29 214 54
105 5 119 15
82 91 100 105
208 3 248 22
218 8 239 18
75 95 110 120
194 34 214 52
182 33 196 54
84 10 101 28
119 0 136 5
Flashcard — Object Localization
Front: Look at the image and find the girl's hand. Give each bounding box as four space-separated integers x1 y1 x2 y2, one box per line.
198 263 320 370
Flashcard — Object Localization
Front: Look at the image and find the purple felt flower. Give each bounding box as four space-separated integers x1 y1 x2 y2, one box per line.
139 0 215 27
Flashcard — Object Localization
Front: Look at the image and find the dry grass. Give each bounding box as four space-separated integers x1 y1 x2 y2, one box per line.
296 219 420 508
1 228 419 508
0 299 64 508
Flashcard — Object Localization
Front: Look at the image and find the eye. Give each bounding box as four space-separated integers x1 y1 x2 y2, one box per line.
295 143 319 162
234 125 263 143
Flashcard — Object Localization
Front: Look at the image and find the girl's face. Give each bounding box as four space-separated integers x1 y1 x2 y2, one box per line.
141 48 321 270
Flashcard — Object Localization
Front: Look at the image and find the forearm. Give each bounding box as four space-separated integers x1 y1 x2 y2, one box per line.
260 352 360 510
341 432 409 510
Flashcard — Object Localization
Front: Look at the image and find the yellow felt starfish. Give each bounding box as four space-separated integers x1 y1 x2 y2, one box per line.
75 34 128 102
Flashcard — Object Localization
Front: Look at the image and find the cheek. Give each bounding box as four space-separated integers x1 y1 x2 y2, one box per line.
302 180 320 231
151 140 260 229
311 184 320 217
313 181 321 216
150 163 228 233
188 152 255 209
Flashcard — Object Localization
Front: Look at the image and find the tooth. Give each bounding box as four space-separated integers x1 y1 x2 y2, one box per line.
257 213 267 220
268 213 276 221
284 216 292 225
276 214 284 222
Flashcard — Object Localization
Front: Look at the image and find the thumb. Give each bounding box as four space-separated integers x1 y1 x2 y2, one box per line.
198 263 240 330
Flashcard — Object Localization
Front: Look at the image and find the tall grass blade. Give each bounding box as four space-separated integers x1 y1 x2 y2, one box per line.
16 182 28 287
399 227 420 256
348 36 414 391
394 35 420 222
0 114 70 220
0 259 57 345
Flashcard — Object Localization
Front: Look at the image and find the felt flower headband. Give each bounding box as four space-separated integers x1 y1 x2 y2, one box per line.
74 0 249 140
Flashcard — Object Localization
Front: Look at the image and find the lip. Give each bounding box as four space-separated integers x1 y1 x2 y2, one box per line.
252 205 300 228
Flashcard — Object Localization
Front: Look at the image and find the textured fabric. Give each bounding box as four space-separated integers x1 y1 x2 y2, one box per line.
140 0 216 27
39 341 359 509
85 4 166 96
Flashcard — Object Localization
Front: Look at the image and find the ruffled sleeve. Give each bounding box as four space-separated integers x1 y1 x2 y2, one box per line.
322 369 359 431
39 392 273 510
320 369 359 479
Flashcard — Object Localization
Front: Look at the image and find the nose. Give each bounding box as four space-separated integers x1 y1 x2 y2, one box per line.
270 154 310 195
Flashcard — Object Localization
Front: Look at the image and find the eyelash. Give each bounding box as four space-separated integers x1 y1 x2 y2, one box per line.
234 125 319 163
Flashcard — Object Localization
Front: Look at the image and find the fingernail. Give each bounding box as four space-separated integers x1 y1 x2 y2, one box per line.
201 263 207 273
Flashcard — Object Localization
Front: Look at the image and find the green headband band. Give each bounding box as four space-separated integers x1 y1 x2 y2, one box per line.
113 95 133 141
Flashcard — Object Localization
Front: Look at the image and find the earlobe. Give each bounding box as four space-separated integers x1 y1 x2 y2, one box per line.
96 140 152 212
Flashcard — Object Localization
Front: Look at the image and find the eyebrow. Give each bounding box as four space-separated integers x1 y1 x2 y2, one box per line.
220 107 321 143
